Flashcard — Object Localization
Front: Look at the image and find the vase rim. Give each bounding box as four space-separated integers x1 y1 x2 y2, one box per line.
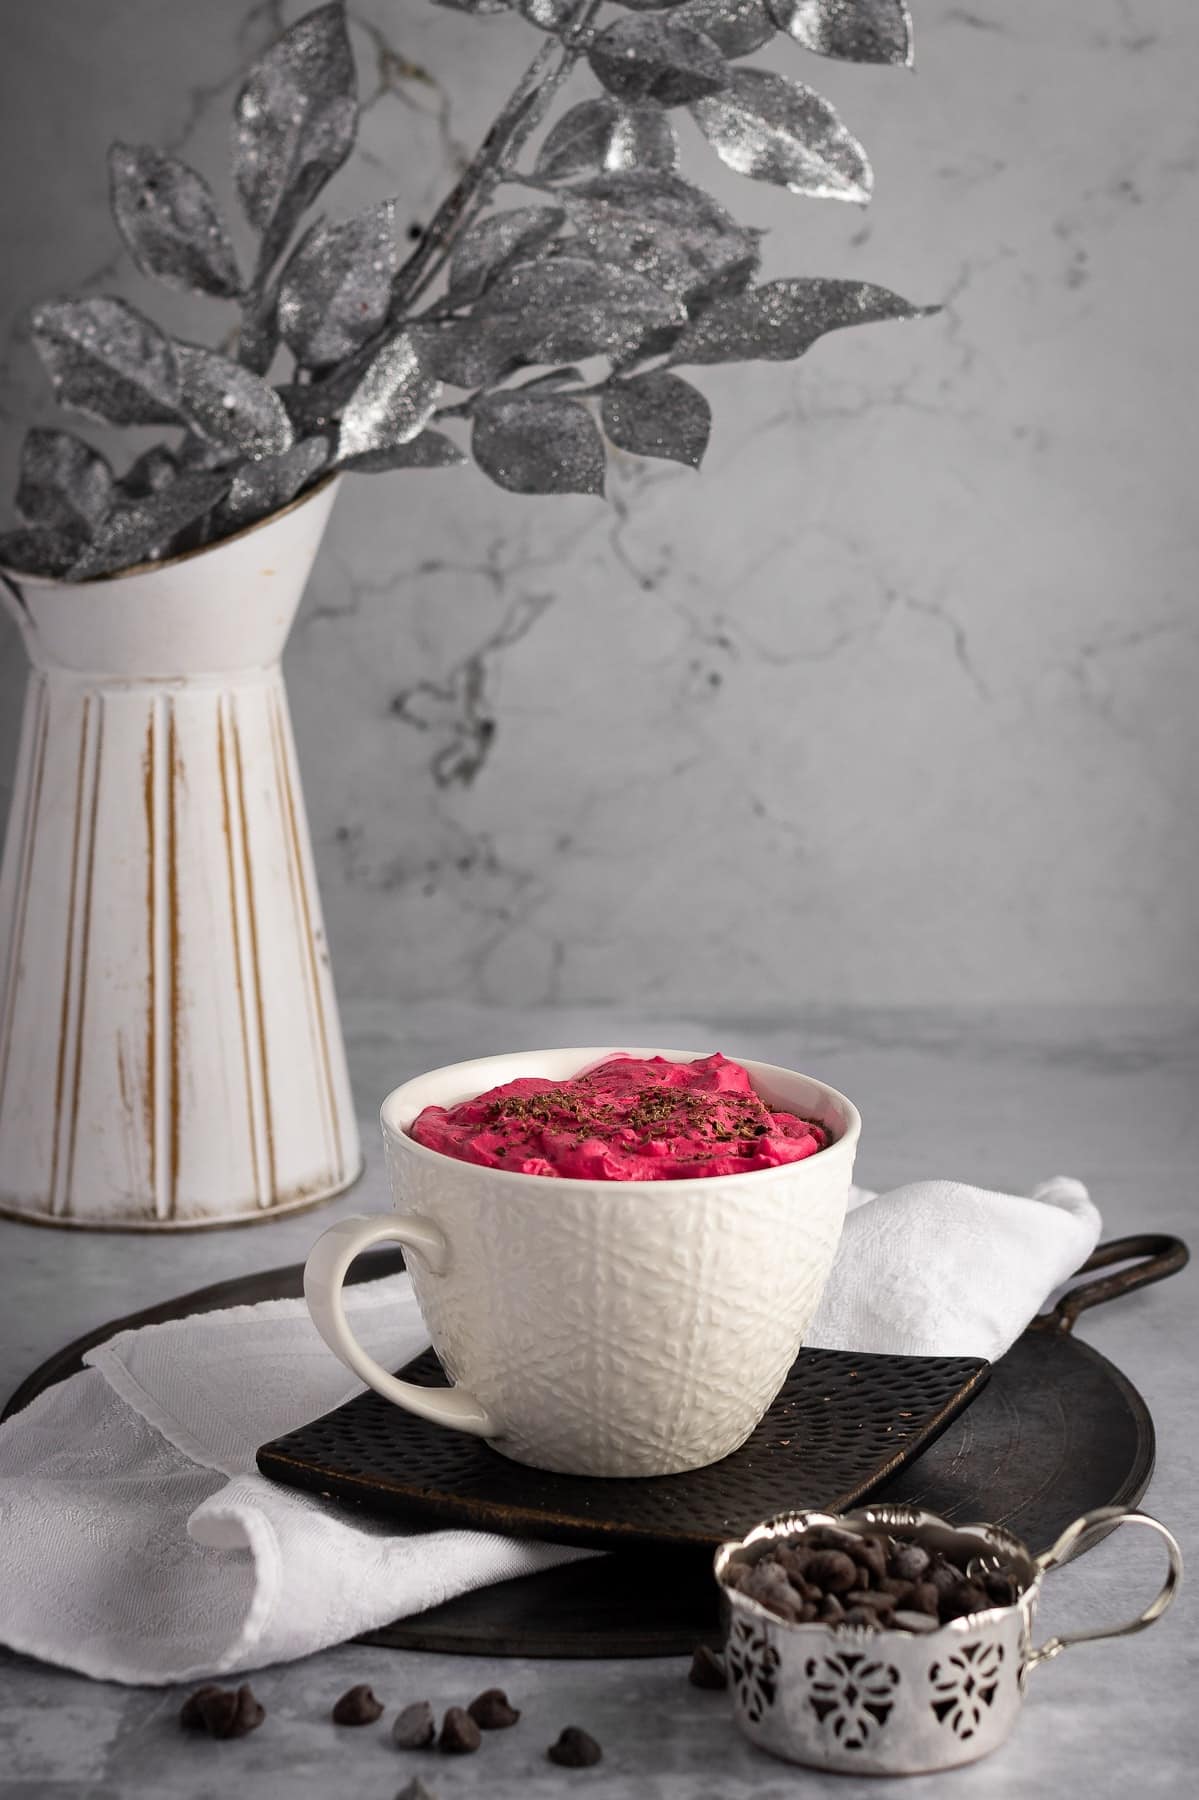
2 470 340 593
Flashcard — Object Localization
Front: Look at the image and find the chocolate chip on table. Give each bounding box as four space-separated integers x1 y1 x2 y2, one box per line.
180 1683 265 1739
396 1780 441 1800
547 1726 603 1768
688 1645 728 1690
333 1684 384 1725
393 1700 437 1749
467 1687 521 1729
439 1706 482 1754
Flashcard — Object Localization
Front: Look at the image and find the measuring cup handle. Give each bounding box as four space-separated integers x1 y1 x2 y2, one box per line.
1027 1506 1183 1671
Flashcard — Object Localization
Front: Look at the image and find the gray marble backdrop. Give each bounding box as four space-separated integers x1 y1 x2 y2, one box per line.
1 1 1196 1012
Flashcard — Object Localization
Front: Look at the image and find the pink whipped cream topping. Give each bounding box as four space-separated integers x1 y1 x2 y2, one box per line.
408 1052 829 1181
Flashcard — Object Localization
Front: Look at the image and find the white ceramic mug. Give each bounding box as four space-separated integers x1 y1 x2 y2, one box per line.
304 1047 861 1477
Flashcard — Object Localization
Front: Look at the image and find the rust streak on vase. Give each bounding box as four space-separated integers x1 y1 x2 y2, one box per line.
270 689 340 1185
167 707 183 1221
47 694 91 1215
217 703 261 1207
231 707 277 1202
142 712 157 1206
0 677 50 1131
62 698 105 1216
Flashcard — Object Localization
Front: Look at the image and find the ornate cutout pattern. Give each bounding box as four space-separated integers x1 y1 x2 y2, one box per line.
803 1649 901 1750
929 1640 1005 1739
727 1615 780 1724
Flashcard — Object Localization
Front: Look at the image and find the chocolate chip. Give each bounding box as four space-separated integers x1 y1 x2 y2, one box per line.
940 1579 990 1622
722 1561 753 1592
439 1707 481 1754
393 1700 437 1748
850 1535 889 1584
983 1571 1019 1606
879 1576 915 1602
927 1557 963 1596
333 1684 383 1725
891 1540 931 1582
774 1545 812 1585
467 1688 521 1729
845 1589 895 1615
892 1609 940 1634
804 1549 858 1594
396 1780 440 1800
688 1645 727 1690
909 1581 940 1616
548 1726 603 1768
818 1593 845 1623
180 1683 264 1739
180 1685 222 1730
843 1606 878 1627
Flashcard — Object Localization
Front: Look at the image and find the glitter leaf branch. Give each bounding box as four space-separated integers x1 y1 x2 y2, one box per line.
1 0 933 579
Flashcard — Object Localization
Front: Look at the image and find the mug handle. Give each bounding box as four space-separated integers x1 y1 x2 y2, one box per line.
304 1214 497 1439
1026 1506 1183 1671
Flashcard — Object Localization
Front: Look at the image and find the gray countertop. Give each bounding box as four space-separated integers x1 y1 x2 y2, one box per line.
1 1003 1196 1795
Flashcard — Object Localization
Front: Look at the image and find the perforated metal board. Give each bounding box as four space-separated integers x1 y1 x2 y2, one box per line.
256 1345 990 1553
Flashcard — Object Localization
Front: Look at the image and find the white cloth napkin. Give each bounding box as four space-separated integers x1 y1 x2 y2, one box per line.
0 1176 1100 1685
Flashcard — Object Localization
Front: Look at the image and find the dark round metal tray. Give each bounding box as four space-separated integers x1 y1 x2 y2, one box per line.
2 1233 1186 1659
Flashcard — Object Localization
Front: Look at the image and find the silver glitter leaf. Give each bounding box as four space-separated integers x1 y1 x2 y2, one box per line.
0 525 88 579
175 344 294 459
674 0 776 57
108 142 241 299
120 445 179 497
338 428 466 473
337 333 442 460
535 98 678 179
608 106 680 172
518 0 577 27
489 256 687 356
671 276 931 363
768 0 913 65
601 371 710 466
232 1 357 266
535 100 620 181
473 393 605 496
67 472 230 580
446 206 565 308
589 17 731 106
278 202 398 367
16 429 113 533
31 297 181 427
692 67 871 200
417 254 686 389
219 437 330 529
560 172 759 303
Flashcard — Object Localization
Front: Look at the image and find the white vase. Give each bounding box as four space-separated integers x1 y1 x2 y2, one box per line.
0 477 361 1228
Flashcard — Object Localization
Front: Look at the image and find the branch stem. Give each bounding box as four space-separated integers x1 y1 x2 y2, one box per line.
389 1 603 317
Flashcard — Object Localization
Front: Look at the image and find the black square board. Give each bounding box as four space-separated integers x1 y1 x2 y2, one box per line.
257 1345 990 1553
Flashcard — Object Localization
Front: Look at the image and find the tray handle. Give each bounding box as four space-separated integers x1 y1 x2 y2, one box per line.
1041 1233 1189 1335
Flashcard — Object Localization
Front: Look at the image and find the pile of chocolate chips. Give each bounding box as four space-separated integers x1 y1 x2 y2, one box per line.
723 1526 1021 1632
178 1679 601 1774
